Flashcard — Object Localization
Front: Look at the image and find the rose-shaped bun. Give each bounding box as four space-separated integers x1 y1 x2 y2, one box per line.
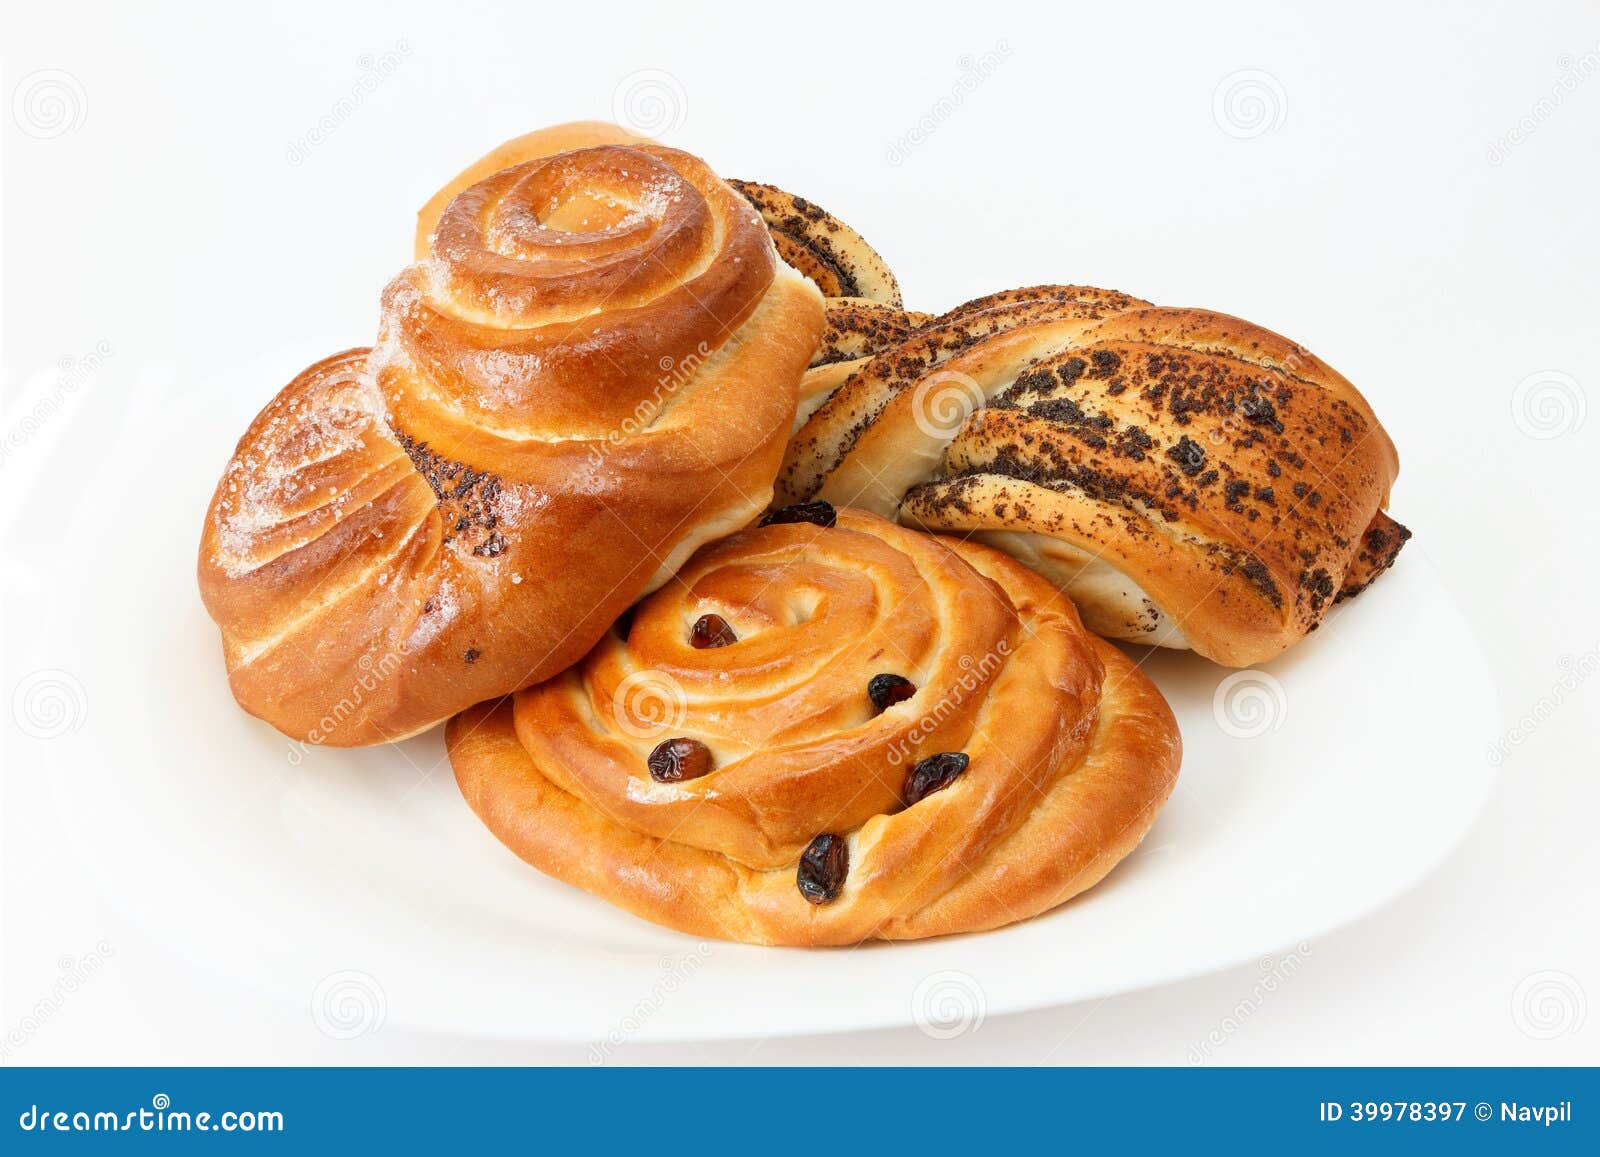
447 506 1181 945
418 126 930 431
413 121 652 260
200 142 824 745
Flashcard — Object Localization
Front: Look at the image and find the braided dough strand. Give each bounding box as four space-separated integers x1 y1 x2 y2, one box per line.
781 286 1408 666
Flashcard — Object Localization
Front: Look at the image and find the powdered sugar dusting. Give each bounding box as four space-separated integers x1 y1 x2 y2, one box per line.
210 356 388 577
407 576 460 650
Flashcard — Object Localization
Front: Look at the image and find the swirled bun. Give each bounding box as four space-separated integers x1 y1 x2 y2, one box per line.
418 126 929 415
413 121 651 260
779 286 1409 667
447 506 1181 945
199 143 824 745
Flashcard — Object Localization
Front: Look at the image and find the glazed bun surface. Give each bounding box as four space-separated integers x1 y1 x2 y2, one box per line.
200 142 823 744
448 506 1181 945
780 286 1408 666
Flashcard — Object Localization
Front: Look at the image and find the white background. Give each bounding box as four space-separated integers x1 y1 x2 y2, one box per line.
3 0 1596 1063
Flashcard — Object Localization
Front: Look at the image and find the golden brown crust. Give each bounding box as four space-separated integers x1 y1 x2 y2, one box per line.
781 286 1408 666
417 129 915 359
413 121 651 260
721 179 924 374
200 143 824 745
1335 508 1413 601
725 179 903 307
810 300 933 369
446 508 1181 945
777 286 1153 506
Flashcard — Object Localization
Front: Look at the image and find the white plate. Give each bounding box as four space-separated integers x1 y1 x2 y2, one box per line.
7 372 1498 1043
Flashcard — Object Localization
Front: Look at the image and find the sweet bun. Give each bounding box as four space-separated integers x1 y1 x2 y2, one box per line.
779 286 1409 666
447 505 1181 945
417 125 929 394
200 142 823 744
726 178 931 427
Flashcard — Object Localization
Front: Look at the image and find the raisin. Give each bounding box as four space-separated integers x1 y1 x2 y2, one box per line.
904 752 970 805
760 501 837 528
647 738 712 782
797 834 848 904
868 673 917 714
690 613 737 649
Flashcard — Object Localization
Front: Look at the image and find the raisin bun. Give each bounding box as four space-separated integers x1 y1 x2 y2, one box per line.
778 286 1409 667
447 505 1181 945
199 140 824 745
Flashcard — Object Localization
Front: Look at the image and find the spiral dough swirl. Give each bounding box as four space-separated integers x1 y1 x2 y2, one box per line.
447 508 1181 945
199 140 823 745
